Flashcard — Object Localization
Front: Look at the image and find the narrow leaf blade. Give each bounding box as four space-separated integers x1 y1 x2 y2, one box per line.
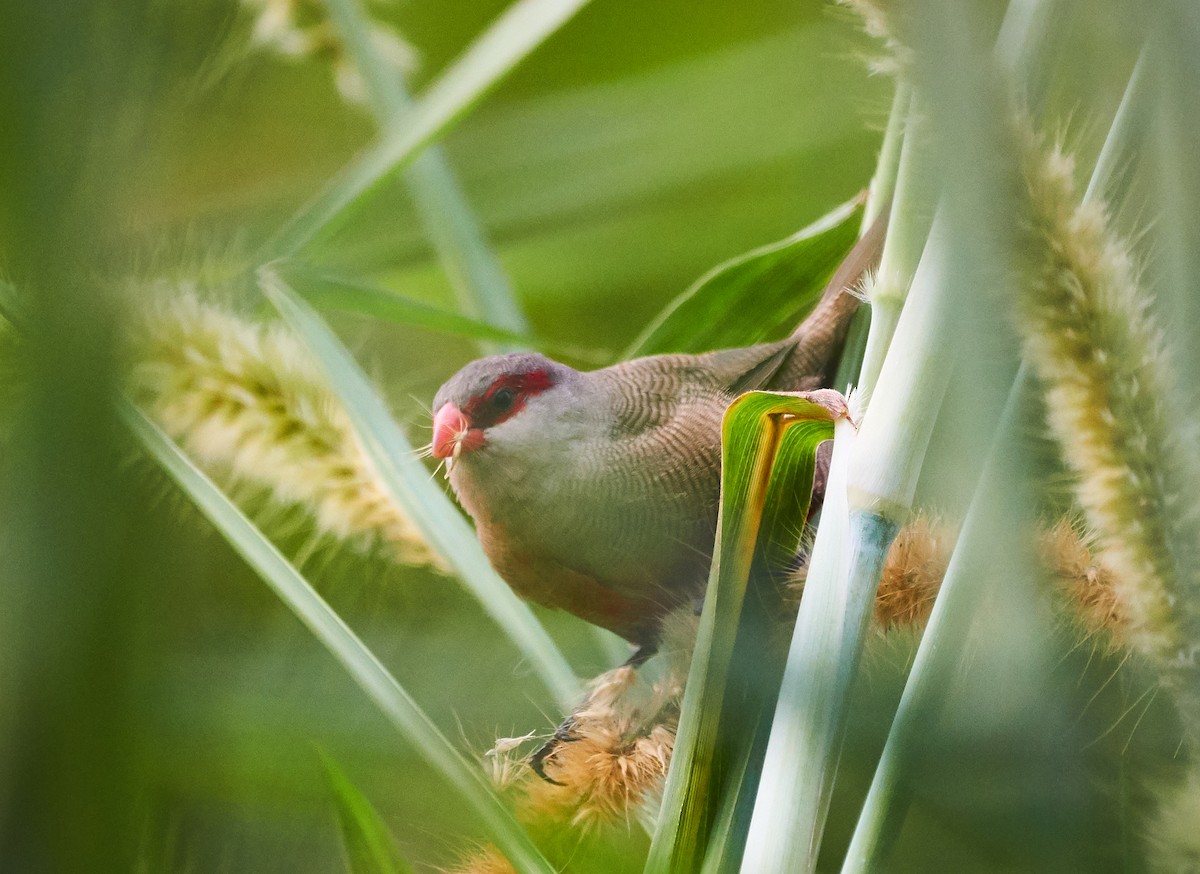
285 265 607 364
624 199 862 358
646 391 844 874
324 0 531 346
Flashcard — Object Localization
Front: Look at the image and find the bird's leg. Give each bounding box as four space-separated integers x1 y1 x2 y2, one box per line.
625 642 658 668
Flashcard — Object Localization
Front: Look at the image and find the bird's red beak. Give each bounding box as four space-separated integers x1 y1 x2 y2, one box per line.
432 403 483 460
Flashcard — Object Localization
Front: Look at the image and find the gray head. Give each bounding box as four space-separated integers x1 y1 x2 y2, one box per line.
430 352 582 463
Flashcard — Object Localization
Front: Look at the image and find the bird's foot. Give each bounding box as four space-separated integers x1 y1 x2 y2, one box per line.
528 646 656 783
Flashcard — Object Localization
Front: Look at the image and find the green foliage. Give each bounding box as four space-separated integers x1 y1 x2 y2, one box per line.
323 0 531 342
266 0 599 258
624 198 862 358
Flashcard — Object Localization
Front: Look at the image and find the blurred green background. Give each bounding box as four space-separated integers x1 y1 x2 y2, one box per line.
0 1 1184 872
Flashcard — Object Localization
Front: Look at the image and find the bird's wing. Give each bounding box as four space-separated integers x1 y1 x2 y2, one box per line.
726 342 795 394
598 345 791 437
683 341 815 395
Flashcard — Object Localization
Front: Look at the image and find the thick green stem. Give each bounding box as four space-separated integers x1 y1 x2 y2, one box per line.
857 104 936 397
840 365 1034 872
835 82 911 392
740 501 900 873
863 82 910 231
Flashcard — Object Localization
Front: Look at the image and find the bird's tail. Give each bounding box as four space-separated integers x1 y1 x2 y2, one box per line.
774 200 889 390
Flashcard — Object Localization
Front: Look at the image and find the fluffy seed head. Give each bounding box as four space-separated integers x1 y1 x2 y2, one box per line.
440 845 516 874
1039 518 1128 651
1013 118 1200 721
128 291 440 568
518 664 679 830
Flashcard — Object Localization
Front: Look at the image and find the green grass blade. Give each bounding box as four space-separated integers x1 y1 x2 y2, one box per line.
1084 48 1149 206
863 81 909 231
324 0 530 347
834 82 910 391
259 269 581 709
321 0 408 122
840 365 1034 872
284 265 606 364
623 198 863 358
121 404 555 874
645 391 846 874
266 0 596 260
400 150 530 349
700 412 844 874
319 751 416 874
995 0 1059 111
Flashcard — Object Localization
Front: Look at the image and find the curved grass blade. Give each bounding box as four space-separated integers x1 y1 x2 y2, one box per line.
699 407 848 874
645 390 850 874
284 265 608 364
122 405 556 874
267 0 597 260
259 269 581 709
623 198 863 359
319 750 416 874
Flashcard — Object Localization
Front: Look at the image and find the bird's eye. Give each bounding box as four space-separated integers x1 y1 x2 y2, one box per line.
491 387 516 411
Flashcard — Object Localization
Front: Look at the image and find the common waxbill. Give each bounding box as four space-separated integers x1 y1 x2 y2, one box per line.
431 213 884 648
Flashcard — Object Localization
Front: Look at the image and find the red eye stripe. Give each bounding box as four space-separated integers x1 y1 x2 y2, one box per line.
462 369 554 428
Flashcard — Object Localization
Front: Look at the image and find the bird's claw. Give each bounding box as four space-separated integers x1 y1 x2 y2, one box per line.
625 642 658 668
529 716 579 784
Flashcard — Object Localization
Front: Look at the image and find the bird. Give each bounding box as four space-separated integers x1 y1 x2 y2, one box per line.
431 212 885 654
